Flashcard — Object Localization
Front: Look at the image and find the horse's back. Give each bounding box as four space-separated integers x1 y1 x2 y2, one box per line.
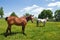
15 17 27 24
37 19 46 22
6 16 18 24
7 16 17 20
7 16 27 25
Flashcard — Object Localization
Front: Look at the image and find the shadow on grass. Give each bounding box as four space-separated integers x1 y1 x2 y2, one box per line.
0 32 27 37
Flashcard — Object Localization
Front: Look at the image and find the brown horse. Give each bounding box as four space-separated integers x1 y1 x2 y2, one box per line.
5 15 34 36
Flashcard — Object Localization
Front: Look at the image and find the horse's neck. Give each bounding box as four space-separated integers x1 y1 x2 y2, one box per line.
26 17 30 22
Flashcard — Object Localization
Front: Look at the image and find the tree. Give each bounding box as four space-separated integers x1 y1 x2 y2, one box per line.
10 12 18 17
38 10 53 19
0 7 4 18
54 10 60 21
24 13 30 17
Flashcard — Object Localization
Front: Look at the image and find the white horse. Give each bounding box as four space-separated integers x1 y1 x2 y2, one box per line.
36 17 48 27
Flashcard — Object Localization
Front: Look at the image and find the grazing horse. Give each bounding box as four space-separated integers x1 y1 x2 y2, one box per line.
5 15 34 36
36 17 48 27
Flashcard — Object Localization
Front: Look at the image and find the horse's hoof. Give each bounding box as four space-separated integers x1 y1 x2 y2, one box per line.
4 33 9 37
23 33 27 36
5 35 7 37
4 34 8 37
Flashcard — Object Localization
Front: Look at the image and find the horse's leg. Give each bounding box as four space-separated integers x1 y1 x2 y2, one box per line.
43 21 45 26
5 25 9 36
22 25 26 35
8 25 11 34
5 24 11 36
37 20 39 27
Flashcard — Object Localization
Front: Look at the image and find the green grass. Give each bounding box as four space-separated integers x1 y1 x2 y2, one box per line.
0 19 60 40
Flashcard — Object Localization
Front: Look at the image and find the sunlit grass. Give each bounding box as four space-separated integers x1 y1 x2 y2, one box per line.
0 19 60 40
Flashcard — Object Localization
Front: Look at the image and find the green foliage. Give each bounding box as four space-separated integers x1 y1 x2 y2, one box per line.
0 7 4 18
38 10 53 19
10 12 18 17
54 10 60 21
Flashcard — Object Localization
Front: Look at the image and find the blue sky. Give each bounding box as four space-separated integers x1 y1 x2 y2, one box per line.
0 0 60 17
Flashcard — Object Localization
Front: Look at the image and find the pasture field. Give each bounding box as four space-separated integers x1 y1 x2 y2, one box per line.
0 19 60 40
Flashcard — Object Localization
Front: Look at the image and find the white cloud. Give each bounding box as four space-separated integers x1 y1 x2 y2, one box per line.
20 5 53 17
4 12 12 17
48 2 60 7
20 5 44 17
4 5 53 17
20 5 39 12
46 8 53 10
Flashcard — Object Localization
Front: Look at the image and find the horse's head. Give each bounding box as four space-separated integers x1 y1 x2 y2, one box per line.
28 15 34 23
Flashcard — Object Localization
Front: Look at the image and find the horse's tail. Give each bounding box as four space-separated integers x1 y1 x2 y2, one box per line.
5 17 8 21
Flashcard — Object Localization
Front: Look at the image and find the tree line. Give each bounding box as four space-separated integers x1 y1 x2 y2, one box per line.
0 7 60 21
